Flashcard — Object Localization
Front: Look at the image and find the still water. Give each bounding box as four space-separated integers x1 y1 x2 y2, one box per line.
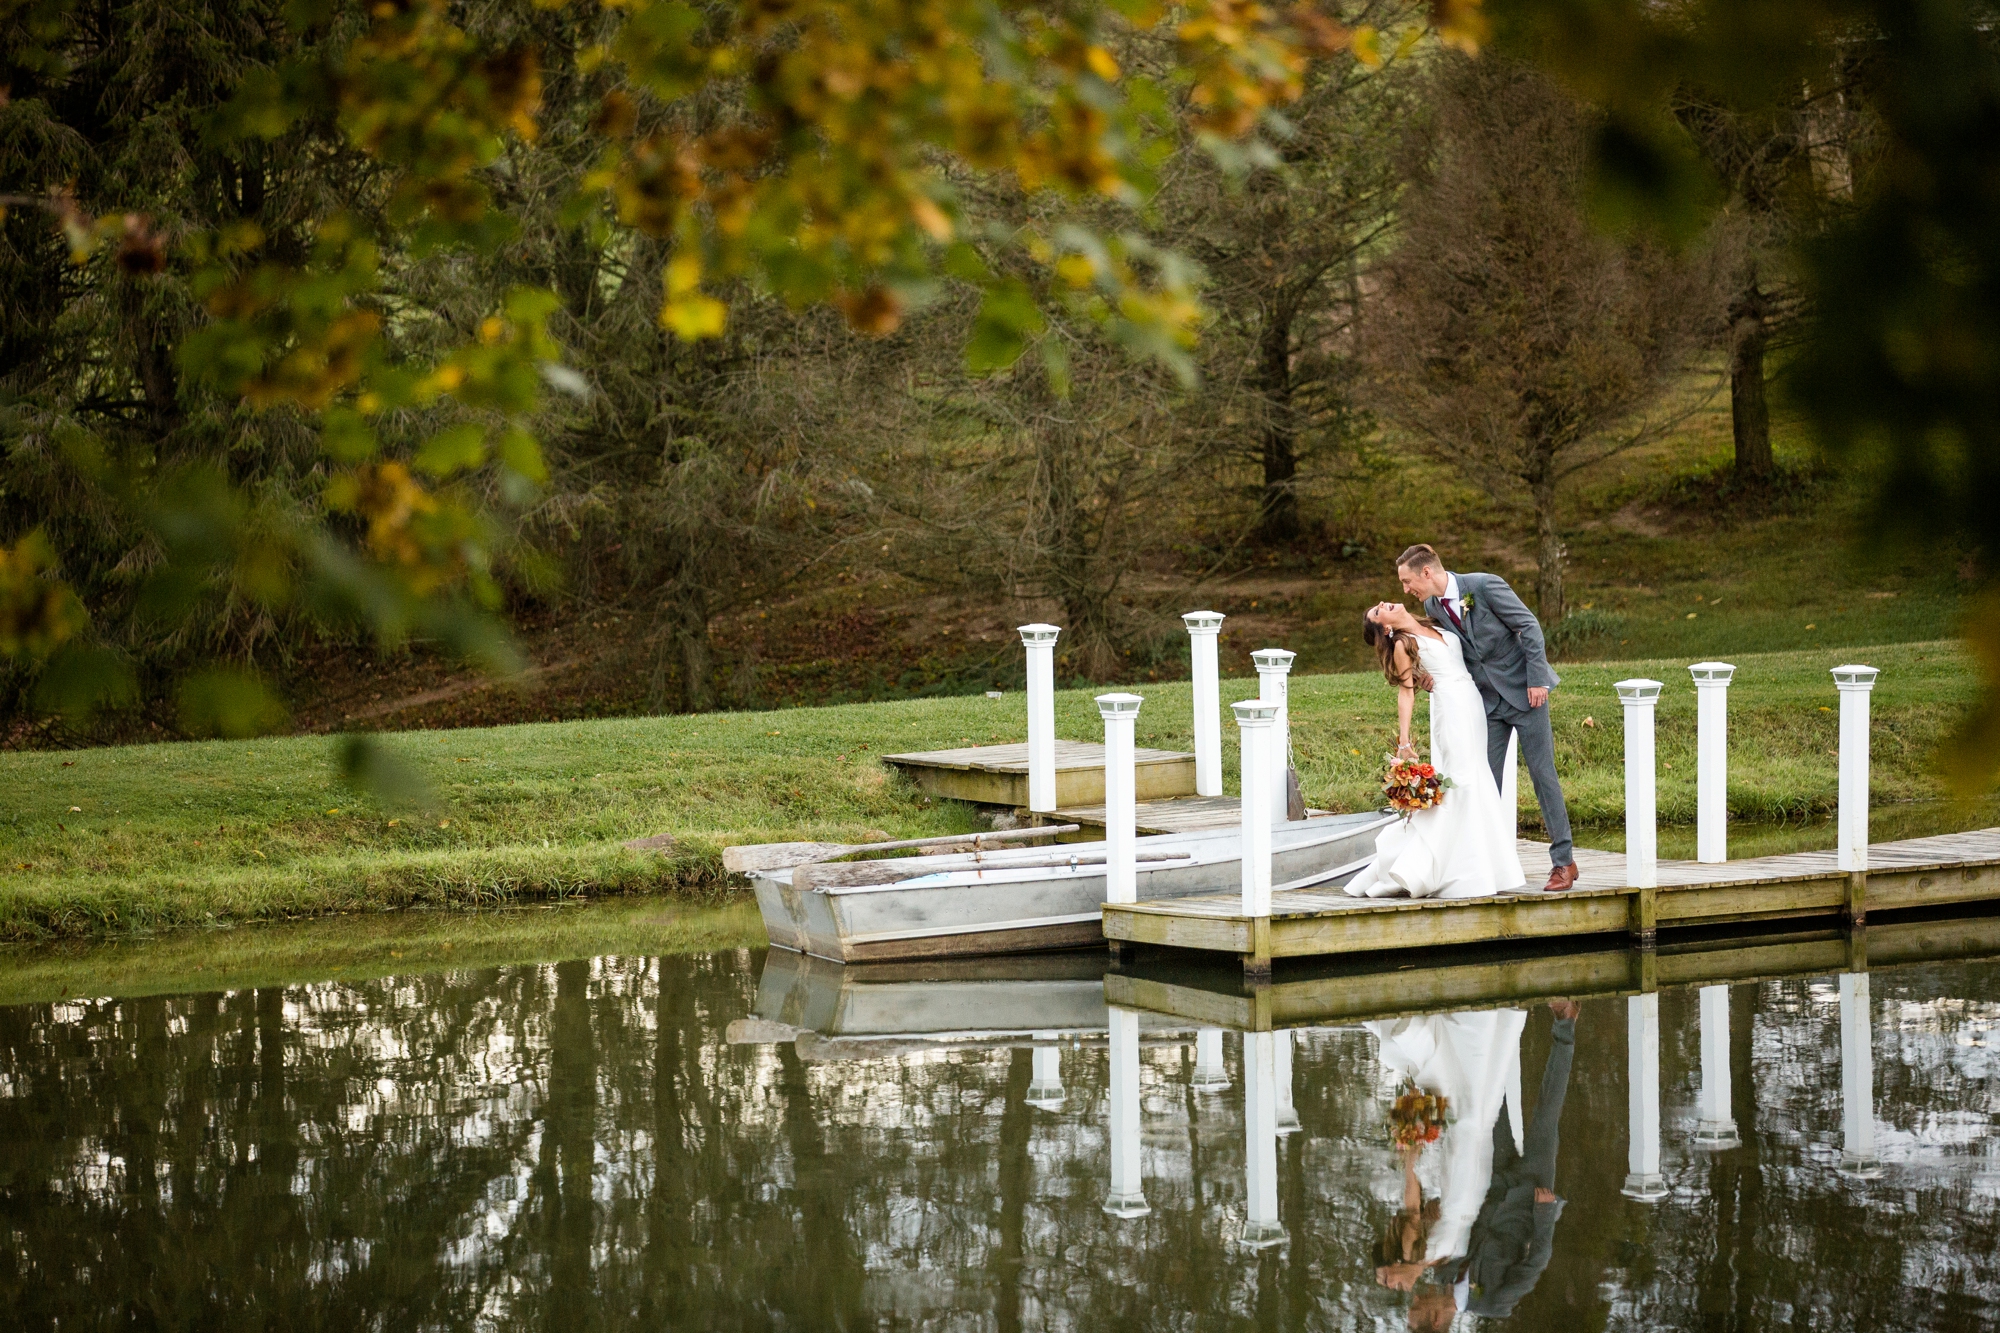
3 938 1999 1330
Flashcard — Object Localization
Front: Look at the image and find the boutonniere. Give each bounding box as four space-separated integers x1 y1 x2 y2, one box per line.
1461 591 1476 613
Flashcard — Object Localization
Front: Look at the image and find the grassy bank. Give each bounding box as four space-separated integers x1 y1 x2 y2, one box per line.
0 638 1979 942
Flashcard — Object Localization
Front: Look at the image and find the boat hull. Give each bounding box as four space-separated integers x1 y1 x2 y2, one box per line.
749 812 1392 963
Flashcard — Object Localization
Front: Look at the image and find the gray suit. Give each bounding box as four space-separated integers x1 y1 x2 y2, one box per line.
1442 1014 1577 1320
1424 572 1574 867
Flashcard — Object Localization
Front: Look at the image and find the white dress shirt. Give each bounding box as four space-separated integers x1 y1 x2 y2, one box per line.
1438 573 1464 627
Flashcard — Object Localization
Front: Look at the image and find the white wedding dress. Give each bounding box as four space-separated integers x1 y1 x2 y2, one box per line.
1367 1010 1528 1264
1345 629 1527 899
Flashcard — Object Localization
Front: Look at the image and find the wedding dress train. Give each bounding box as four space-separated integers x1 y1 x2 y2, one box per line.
1344 629 1527 899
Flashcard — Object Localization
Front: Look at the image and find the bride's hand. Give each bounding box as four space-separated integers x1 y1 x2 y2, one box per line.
1395 740 1417 761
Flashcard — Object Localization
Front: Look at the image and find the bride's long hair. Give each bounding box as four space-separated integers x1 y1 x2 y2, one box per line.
1362 608 1436 692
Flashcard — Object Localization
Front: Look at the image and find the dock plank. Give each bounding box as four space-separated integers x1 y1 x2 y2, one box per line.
1102 828 2000 962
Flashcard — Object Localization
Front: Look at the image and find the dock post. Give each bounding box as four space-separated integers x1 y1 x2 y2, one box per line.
1097 692 1144 906
1838 970 1881 1178
1252 649 1298 825
1240 1031 1288 1249
1191 1028 1230 1091
1233 699 1280 981
1028 1039 1065 1110
1832 665 1879 875
1273 1029 1300 1135
1103 1006 1151 1217
1694 986 1740 1149
1622 992 1668 1200
1183 612 1227 797
1689 663 1736 864
1018 624 1062 814
1616 679 1663 944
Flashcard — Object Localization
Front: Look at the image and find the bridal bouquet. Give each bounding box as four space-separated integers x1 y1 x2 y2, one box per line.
1382 755 1451 815
1388 1082 1452 1149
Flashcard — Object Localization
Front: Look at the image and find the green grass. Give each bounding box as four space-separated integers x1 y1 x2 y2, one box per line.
0 897 765 1006
0 637 1980 942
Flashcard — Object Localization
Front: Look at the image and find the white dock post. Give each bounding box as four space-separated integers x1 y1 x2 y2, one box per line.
1623 992 1668 1200
1104 1005 1151 1217
1273 1029 1300 1135
1028 1038 1064 1110
1616 680 1664 890
1183 612 1226 798
1252 649 1297 825
1839 970 1881 1178
1240 1030 1288 1249
1019 624 1062 814
1832 666 1879 873
1234 699 1279 918
1191 1028 1230 1092
1694 986 1740 1149
1097 692 1143 906
1690 663 1736 864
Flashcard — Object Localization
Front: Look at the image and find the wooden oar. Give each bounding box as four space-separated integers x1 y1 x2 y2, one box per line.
793 849 1194 891
721 824 1081 875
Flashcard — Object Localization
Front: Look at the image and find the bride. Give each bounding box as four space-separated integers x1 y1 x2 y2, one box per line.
1345 601 1525 899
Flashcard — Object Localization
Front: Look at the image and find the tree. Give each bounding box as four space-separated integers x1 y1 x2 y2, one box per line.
1364 54 1723 622
1161 0 1422 545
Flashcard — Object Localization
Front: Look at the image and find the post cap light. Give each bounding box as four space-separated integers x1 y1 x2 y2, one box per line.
1017 623 1062 645
1831 665 1880 690
1095 692 1144 718
1232 699 1280 725
1182 611 1226 632
1615 678 1664 704
1688 662 1736 685
1250 648 1297 671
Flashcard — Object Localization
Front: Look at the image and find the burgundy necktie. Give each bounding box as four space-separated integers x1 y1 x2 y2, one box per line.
1440 598 1464 632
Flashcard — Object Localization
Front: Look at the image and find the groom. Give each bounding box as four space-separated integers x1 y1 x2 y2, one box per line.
1397 544 1576 892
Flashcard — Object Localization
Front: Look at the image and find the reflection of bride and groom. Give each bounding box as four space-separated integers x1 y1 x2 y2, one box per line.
1368 1001 1580 1327
1347 544 1578 900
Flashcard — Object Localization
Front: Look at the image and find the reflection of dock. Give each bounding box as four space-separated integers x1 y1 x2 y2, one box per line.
1102 829 2000 971
1104 910 2000 1029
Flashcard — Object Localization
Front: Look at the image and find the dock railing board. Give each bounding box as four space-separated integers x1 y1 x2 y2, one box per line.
1100 829 2000 967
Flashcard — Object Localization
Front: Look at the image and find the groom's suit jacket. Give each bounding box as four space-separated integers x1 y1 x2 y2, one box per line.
1424 572 1559 717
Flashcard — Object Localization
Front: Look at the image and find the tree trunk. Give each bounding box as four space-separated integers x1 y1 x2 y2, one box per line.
1256 311 1300 543
1728 281 1773 479
671 583 714 711
1532 480 1566 625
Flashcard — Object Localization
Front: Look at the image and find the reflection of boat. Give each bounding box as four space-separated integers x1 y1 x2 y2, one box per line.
729 950 1194 1058
749 811 1394 964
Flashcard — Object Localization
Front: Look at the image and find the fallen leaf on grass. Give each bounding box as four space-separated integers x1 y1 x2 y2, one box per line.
438 820 451 829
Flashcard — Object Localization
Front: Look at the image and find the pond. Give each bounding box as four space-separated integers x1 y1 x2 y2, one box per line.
3 924 1998 1330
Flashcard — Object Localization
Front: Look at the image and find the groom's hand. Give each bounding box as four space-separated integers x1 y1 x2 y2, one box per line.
1527 687 1549 708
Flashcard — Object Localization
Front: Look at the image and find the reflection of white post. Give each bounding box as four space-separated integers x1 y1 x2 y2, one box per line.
1234 700 1279 916
1184 612 1226 798
1694 985 1740 1149
1252 650 1297 825
1501 730 1520 839
1839 971 1881 1178
1623 992 1667 1200
1273 1029 1300 1135
1192 1027 1230 1092
1019 624 1062 813
1028 1039 1064 1110
1616 679 1663 889
1104 1006 1151 1217
1240 1031 1288 1249
1690 663 1735 864
1832 666 1879 872
1097 692 1143 906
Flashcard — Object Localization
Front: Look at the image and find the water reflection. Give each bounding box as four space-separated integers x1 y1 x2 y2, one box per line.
2 942 1999 1329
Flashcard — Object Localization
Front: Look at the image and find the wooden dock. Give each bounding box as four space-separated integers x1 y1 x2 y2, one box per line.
883 740 1195 808
1052 796 1336 836
1101 827 2000 975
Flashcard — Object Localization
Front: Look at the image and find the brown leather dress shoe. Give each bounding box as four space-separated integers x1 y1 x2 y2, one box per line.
1542 862 1580 893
